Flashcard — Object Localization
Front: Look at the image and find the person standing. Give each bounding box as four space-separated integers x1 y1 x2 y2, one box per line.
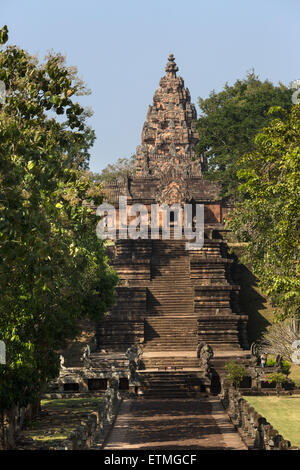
260 353 267 368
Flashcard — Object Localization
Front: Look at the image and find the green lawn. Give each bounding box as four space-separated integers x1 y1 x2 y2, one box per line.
245 395 300 448
289 364 300 387
22 397 103 446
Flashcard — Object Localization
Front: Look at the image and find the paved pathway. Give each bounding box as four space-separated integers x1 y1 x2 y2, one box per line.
104 398 247 450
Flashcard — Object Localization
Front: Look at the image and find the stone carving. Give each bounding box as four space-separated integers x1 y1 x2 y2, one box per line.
197 342 214 368
126 344 143 383
82 344 92 368
154 149 193 204
109 376 119 391
59 355 66 370
250 342 260 365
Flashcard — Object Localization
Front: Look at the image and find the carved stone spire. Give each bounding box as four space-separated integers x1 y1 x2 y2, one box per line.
165 53 178 78
135 53 203 187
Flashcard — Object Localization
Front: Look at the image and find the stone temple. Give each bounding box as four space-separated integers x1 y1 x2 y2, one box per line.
55 54 249 397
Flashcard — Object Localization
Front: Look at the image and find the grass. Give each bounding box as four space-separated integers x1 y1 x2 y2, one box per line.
245 395 300 448
289 364 300 387
22 397 103 446
41 397 103 412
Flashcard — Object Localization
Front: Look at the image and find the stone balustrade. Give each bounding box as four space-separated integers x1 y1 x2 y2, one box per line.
221 387 299 450
53 387 122 450
0 387 121 450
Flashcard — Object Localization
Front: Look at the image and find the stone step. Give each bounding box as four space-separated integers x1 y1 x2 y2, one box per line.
148 291 194 295
141 372 204 380
147 303 194 307
142 391 200 398
150 284 192 288
145 326 197 330
145 339 197 343
147 312 195 316
148 301 194 306
141 359 200 368
148 313 195 317
148 300 194 304
147 304 194 308
143 345 197 351
144 333 197 337
144 339 198 344
143 342 197 346
140 370 207 398
148 309 195 313
144 328 197 333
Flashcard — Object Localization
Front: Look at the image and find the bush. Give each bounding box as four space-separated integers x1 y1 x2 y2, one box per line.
266 372 287 385
266 357 277 367
225 360 247 388
281 361 291 375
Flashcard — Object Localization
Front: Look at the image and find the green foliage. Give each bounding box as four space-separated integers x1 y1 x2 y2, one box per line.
266 357 277 367
196 72 292 198
228 105 300 319
0 27 118 409
265 372 287 385
265 357 291 375
0 25 8 45
93 155 136 184
282 361 291 376
225 360 247 387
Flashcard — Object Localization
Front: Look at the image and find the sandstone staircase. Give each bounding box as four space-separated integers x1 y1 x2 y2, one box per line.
143 316 197 351
141 240 206 395
144 239 197 354
93 235 249 398
147 240 194 316
140 371 207 398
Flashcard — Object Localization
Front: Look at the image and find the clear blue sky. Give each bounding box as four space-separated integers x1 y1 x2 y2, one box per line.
2 0 299 172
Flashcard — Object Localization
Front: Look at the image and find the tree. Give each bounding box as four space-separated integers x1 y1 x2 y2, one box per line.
0 26 118 409
196 72 292 198
93 155 136 184
257 322 299 362
228 105 300 320
225 360 247 388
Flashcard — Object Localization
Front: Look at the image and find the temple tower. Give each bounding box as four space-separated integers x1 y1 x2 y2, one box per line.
136 54 202 181
97 54 249 359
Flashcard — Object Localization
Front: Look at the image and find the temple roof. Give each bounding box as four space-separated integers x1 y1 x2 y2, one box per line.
104 55 221 206
134 54 204 203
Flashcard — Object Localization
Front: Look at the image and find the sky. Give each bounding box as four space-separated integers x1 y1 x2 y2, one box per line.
1 0 299 172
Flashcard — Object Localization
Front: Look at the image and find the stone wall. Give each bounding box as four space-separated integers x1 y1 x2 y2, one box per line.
221 387 299 450
50 388 122 450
